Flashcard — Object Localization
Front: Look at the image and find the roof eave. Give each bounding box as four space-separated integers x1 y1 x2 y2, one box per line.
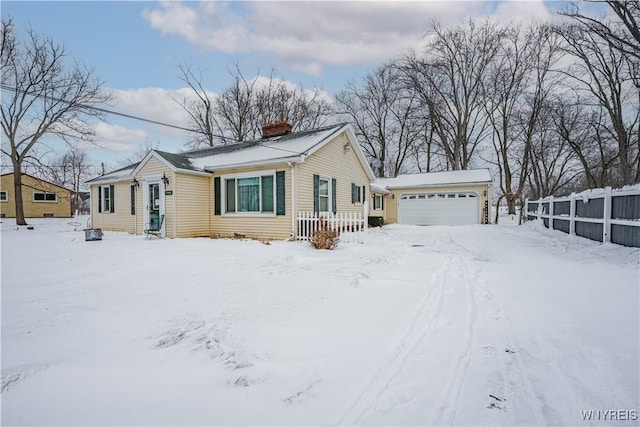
202 155 304 172
385 180 493 190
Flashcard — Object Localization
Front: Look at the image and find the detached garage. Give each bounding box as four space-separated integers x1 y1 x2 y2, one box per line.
376 169 493 226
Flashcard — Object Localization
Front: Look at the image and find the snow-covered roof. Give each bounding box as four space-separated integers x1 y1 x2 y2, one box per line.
87 123 376 185
376 169 492 189
370 183 390 194
185 124 347 170
86 163 139 184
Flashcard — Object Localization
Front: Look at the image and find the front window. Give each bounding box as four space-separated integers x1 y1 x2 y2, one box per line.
224 173 275 214
0 191 7 202
33 192 57 202
319 177 330 212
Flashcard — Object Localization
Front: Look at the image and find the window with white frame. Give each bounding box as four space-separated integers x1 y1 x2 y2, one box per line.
101 185 111 212
351 183 366 204
0 191 7 202
224 172 275 214
318 177 330 212
33 192 57 202
373 194 383 210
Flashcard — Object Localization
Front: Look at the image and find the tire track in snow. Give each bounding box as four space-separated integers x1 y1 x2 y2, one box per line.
332 256 452 426
429 255 479 426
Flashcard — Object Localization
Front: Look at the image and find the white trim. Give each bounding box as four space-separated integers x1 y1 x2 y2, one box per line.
220 170 277 217
32 191 57 203
0 190 7 202
143 179 165 237
304 124 376 182
372 194 384 211
203 156 302 172
318 175 332 213
385 181 493 191
100 185 111 212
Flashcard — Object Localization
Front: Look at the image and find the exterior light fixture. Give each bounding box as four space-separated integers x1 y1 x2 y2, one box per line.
132 178 140 188
162 173 169 186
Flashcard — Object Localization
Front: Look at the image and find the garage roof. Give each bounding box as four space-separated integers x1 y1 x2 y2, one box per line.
376 169 492 189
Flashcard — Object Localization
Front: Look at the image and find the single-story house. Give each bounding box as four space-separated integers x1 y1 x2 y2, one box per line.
374 169 493 225
87 122 376 240
0 172 73 218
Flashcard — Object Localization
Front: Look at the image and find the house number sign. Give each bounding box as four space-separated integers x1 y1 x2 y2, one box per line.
165 190 173 195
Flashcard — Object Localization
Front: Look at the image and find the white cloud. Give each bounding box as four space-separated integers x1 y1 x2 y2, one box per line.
143 1 555 75
93 122 149 152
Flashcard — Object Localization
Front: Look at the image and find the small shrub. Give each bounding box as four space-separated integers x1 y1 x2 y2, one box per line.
309 218 340 250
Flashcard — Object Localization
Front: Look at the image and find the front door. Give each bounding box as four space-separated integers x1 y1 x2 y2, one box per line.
148 183 161 229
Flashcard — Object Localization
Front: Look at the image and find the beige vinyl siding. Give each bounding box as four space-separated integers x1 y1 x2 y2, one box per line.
212 163 292 240
174 172 211 237
1 173 72 218
385 183 492 224
135 157 176 237
90 181 136 232
295 131 371 215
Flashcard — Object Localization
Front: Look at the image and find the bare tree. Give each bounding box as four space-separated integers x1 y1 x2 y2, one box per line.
1 20 109 225
527 101 581 198
484 24 564 215
175 64 334 148
32 147 91 214
335 64 426 177
552 97 622 188
555 20 640 185
561 1 640 62
173 64 216 147
400 19 502 170
116 140 160 167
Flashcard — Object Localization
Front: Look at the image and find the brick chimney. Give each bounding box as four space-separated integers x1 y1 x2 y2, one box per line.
262 120 293 138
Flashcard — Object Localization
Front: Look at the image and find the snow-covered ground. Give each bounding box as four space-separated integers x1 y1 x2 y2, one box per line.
1 216 638 426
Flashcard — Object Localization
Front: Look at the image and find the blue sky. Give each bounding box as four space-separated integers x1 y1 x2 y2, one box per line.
3 1 566 172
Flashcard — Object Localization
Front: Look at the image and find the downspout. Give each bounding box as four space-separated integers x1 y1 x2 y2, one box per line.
288 161 296 240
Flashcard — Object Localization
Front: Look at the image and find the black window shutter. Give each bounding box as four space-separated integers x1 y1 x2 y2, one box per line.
130 185 135 215
313 174 319 214
351 183 357 204
109 185 115 213
98 186 102 213
332 178 337 214
276 171 285 215
363 186 366 202
214 177 221 215
382 195 385 210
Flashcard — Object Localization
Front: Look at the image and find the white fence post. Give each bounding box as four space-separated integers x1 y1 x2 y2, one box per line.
569 192 576 236
548 196 554 230
537 200 543 221
603 186 612 243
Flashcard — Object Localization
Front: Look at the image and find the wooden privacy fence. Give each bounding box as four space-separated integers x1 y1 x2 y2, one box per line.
297 211 366 243
525 186 640 247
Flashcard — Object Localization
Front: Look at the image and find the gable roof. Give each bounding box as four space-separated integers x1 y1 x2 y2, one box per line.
85 163 139 184
1 172 73 192
87 123 375 184
376 169 492 190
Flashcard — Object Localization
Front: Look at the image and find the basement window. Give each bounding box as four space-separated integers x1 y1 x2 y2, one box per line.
33 192 57 202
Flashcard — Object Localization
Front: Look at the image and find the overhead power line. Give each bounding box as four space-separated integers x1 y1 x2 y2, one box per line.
0 84 307 156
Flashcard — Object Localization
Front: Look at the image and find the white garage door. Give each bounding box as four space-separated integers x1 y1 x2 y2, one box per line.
398 192 480 225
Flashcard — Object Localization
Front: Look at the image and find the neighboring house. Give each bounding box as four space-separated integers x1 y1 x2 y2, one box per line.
87 122 376 240
0 172 73 218
375 169 493 225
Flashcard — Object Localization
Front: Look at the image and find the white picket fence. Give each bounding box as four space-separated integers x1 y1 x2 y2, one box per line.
297 211 367 243
525 186 640 247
